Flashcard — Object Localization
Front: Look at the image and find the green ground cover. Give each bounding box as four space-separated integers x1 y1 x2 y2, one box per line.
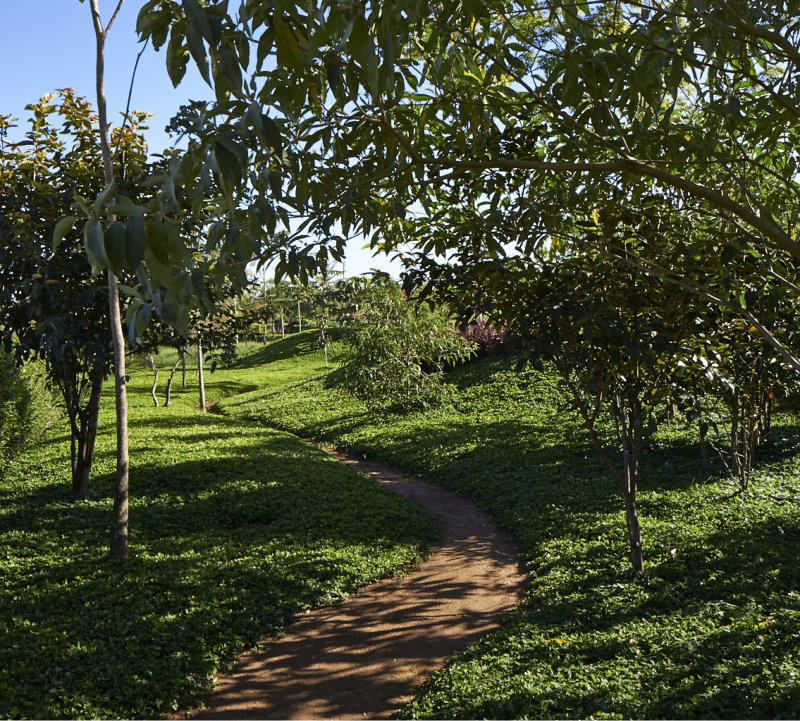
218 332 800 719
0 350 436 719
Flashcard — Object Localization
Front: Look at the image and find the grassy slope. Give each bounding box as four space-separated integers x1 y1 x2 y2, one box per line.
218 333 800 719
0 348 436 719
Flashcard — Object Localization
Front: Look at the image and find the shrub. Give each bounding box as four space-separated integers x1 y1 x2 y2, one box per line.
456 318 509 360
0 348 60 471
341 281 473 411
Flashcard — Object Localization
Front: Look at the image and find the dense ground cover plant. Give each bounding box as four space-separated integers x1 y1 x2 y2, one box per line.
219 332 800 719
0 355 436 719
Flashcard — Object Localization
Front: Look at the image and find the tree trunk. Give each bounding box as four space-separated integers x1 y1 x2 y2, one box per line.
107 272 130 559
70 364 105 496
198 334 207 412
91 0 130 560
700 421 708 468
145 353 159 407
181 348 187 388
624 487 644 574
554 359 646 573
165 356 181 406
297 298 302 332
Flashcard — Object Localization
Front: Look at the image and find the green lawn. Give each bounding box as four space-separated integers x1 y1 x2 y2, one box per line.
0 347 436 719
217 332 800 719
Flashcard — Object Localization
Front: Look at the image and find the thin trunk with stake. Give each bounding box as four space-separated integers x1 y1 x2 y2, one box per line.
90 0 130 560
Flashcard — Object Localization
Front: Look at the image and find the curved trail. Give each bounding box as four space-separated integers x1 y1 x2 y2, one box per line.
189 446 527 720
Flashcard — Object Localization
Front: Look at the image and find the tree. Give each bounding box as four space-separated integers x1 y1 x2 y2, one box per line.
340 279 472 411
0 89 148 497
134 1 800 570
137 0 800 363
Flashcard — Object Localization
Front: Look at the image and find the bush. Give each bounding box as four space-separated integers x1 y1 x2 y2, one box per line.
341 281 473 411
0 348 60 471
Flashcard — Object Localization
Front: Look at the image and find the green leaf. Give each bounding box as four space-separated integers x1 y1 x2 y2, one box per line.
104 222 128 277
215 140 243 189
85 221 110 272
166 26 189 87
109 195 148 216
261 115 283 152
126 216 147 269
145 217 171 265
92 182 116 216
268 170 283 198
219 39 243 96
326 60 341 92
182 0 213 43
184 20 211 85
274 16 304 72
256 27 275 70
117 283 144 302
52 215 77 251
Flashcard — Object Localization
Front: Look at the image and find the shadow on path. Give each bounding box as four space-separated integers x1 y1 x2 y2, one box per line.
184 447 527 720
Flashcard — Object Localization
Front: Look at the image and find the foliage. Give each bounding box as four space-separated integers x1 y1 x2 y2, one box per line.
217 332 800 719
137 0 800 365
456 318 508 359
0 358 436 719
0 349 59 472
340 280 472 411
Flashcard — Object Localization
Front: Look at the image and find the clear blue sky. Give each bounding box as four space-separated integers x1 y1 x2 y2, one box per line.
1 0 401 277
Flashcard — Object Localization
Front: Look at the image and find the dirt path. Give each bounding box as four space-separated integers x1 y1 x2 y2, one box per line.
187 447 527 720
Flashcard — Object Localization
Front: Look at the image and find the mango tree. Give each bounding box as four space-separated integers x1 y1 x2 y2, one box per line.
136 0 800 368
0 90 148 497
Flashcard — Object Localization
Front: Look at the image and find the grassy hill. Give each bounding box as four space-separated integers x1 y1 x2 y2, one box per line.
0 341 436 719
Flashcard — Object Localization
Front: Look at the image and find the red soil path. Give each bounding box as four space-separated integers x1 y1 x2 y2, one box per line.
183 446 527 720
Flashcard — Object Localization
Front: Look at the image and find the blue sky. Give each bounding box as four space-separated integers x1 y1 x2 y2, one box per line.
1 0 400 277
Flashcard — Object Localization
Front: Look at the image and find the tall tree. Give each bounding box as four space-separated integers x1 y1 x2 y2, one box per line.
86 0 130 559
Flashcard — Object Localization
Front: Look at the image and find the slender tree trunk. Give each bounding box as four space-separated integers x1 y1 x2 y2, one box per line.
297 298 302 332
281 309 285 338
197 335 207 412
555 358 645 573
66 363 105 496
700 421 708 468
619 406 644 574
145 354 159 407
90 0 130 560
75 364 105 496
181 348 187 388
165 356 181 406
624 486 644 573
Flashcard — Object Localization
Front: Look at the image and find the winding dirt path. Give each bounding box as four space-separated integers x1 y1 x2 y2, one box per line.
187 446 527 720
